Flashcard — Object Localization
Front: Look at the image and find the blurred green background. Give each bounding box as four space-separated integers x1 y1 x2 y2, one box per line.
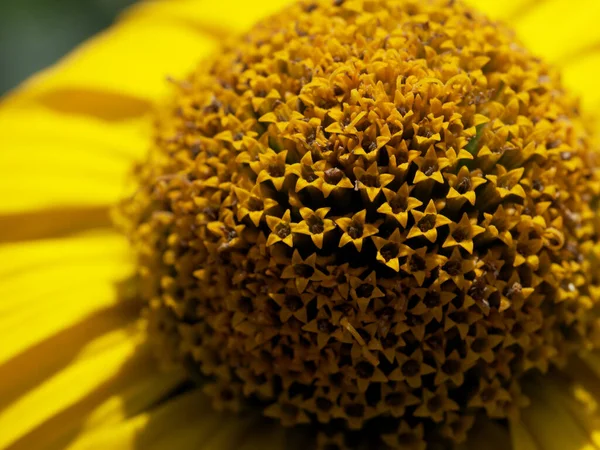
0 0 137 94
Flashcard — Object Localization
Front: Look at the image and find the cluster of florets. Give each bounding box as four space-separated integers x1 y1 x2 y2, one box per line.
119 0 600 447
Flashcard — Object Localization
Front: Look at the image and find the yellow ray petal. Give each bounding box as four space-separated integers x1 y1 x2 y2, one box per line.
77 365 186 432
469 0 600 68
65 389 294 450
0 107 147 215
561 50 600 116
0 327 185 450
465 0 537 21
0 207 110 244
0 6 222 234
0 306 131 414
511 419 541 450
3 15 218 113
457 418 512 450
0 327 140 449
466 0 600 116
516 369 600 450
125 0 296 38
0 231 133 366
512 0 600 65
520 389 600 450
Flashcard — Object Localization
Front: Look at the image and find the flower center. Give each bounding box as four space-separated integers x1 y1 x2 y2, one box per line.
118 0 600 446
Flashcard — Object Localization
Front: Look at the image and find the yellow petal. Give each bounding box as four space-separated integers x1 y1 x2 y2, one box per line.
0 326 142 450
512 0 600 65
0 5 223 233
65 390 291 450
469 0 600 70
520 390 599 450
4 15 218 112
0 107 147 215
454 417 511 450
511 419 540 450
465 0 534 21
126 0 296 38
0 207 110 244
515 367 600 450
0 328 185 450
466 0 600 116
0 231 133 366
561 50 600 116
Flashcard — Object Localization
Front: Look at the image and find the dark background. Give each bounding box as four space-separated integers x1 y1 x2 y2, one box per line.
0 0 136 94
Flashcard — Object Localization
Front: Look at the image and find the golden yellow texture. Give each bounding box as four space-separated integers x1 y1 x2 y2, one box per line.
117 0 600 447
4 0 600 449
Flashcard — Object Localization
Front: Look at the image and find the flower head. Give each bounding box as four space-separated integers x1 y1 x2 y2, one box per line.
118 0 600 445
6 0 600 449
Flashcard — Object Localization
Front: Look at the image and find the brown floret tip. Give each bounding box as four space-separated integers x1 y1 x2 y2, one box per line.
117 0 600 447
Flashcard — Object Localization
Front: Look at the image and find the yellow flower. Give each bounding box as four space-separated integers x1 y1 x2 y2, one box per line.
2 0 600 449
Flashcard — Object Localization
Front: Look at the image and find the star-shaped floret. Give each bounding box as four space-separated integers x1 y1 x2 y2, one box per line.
379 383 420 418
336 210 379 251
270 291 313 323
388 140 421 182
302 308 337 349
468 378 512 418
348 359 388 392
400 245 447 286
335 393 379 430
250 149 289 191
466 323 504 363
445 303 483 339
409 283 455 323
412 115 444 148
233 184 278 227
480 204 520 246
408 200 452 243
203 381 244 413
474 248 505 283
382 421 426 450
300 388 342 424
377 184 423 228
353 162 395 203
439 412 475 444
413 385 459 423
264 392 311 427
372 229 408 272
352 130 391 162
316 433 346 450
317 167 355 198
291 207 336 249
513 231 543 270
434 350 477 387
523 162 558 200
280 250 327 293
266 210 295 247
413 146 450 185
445 165 487 206
287 151 326 193
485 165 526 201
443 212 485 254
349 271 386 313
522 335 557 372
484 347 515 380
235 367 274 399
205 214 246 252
259 102 305 133
389 349 436 388
440 247 476 287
